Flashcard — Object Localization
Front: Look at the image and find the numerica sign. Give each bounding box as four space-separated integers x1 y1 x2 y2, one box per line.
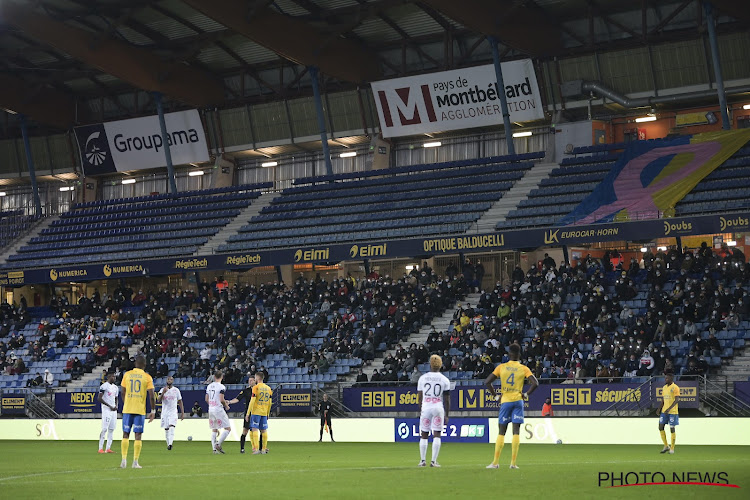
371 60 544 138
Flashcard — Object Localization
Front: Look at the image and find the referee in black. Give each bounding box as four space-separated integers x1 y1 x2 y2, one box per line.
318 393 334 442
227 375 256 453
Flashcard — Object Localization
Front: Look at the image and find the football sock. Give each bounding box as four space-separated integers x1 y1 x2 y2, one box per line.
218 430 230 446
660 430 668 447
99 431 106 450
329 427 333 440
121 438 129 460
431 437 441 463
133 441 142 462
168 428 175 446
211 431 217 450
252 430 260 450
511 434 520 466
671 430 676 449
240 434 246 450
261 430 268 451
492 436 505 465
106 430 114 450
320 427 324 439
419 438 428 461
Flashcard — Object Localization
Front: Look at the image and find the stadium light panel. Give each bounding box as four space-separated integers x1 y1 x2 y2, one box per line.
59 186 72 192
727 240 737 247
188 170 204 177
744 104 750 110
0 192 6 196
261 161 278 167
339 151 357 158
513 131 533 138
121 179 136 185
657 246 667 251
423 141 442 148
640 247 648 253
635 115 657 123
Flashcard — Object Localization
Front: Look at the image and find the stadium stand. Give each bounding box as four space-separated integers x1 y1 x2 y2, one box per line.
219 153 544 252
3 183 272 268
0 210 38 251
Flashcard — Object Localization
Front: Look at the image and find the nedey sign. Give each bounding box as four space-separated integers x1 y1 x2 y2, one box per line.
372 60 544 138
74 110 210 175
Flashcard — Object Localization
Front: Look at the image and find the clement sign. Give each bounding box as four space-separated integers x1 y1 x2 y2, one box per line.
371 61 544 138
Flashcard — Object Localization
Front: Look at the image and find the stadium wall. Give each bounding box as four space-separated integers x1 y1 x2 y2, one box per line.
3 418 748 445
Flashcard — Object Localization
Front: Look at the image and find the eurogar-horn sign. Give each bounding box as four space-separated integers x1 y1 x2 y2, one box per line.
73 110 209 175
371 60 544 138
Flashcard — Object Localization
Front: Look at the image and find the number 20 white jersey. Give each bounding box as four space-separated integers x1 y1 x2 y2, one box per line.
417 372 451 409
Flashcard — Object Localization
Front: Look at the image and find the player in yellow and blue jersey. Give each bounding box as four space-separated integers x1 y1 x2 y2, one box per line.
246 372 273 455
659 371 680 454
484 343 538 469
120 355 155 469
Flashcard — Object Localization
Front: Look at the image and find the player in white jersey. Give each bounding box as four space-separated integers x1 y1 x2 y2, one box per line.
157 376 184 450
206 371 232 454
98 372 119 453
416 355 451 468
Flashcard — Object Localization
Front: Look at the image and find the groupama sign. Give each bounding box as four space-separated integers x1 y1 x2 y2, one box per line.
371 60 544 138
73 110 209 175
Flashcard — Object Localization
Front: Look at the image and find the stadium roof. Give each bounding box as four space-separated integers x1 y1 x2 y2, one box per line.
0 0 748 135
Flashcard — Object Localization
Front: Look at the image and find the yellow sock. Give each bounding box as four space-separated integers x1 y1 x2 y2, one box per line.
133 441 142 462
660 430 668 447
671 431 676 449
261 431 268 451
252 430 260 450
492 436 505 465
511 434 520 466
121 438 129 460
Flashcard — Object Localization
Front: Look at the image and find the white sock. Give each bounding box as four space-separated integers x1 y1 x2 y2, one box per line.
218 430 230 446
168 428 174 446
431 437 442 463
106 429 114 450
419 438 428 461
165 429 170 445
99 431 106 450
211 431 217 450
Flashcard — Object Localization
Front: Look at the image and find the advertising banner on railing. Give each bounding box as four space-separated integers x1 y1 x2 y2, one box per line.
654 380 699 409
73 110 209 175
1 393 26 415
7 210 750 285
372 60 544 138
276 389 312 413
394 417 490 443
343 383 654 413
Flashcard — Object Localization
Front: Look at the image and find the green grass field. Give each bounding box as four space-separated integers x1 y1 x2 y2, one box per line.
1 441 748 499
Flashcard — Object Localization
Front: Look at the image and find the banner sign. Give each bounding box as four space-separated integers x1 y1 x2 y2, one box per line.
372 60 544 138
394 417 490 443
74 110 209 175
343 383 655 413
7 210 750 286
276 389 312 413
1 394 26 415
559 129 750 225
734 381 750 407
654 380 699 409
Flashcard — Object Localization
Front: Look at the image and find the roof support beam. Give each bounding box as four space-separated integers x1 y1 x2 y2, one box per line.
0 1 225 107
420 0 563 57
182 0 381 83
0 74 77 129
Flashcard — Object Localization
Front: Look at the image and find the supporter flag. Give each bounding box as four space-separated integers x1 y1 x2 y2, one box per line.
558 129 750 226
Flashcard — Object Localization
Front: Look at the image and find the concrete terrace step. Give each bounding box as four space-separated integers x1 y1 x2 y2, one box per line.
473 162 559 231
195 191 278 256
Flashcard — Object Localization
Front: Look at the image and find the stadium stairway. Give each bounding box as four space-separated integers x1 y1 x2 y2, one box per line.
344 293 483 384
64 342 143 391
472 162 559 232
195 191 277 256
0 215 57 265
716 345 750 383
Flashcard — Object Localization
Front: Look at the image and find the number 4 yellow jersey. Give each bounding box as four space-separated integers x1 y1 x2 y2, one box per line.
249 383 273 417
121 368 154 415
492 361 533 404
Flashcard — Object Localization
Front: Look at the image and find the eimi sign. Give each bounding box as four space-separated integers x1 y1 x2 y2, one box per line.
74 110 209 175
372 60 544 138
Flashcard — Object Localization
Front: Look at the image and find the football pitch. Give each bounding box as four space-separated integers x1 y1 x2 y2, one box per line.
1 441 748 499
